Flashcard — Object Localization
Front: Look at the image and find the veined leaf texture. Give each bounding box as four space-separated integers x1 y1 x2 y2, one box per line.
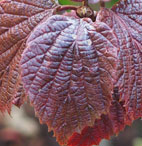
21 15 117 144
0 0 56 112
0 0 142 146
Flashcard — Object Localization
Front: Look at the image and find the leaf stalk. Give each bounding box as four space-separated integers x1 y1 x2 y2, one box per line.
100 1 105 7
82 0 89 6
56 5 79 12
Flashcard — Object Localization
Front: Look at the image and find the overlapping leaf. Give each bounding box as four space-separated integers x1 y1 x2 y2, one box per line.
21 15 118 144
97 0 142 121
112 0 142 120
0 0 57 112
68 88 127 146
68 115 113 146
12 82 27 108
67 0 142 145
1 0 142 146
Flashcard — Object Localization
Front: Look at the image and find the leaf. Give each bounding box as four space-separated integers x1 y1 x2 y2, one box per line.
0 0 57 112
21 15 118 145
12 82 27 108
97 0 142 121
67 87 128 146
1 0 142 146
68 0 142 145
68 115 113 146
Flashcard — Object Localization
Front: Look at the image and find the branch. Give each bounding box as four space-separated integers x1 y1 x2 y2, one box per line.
82 0 88 6
100 1 105 7
56 5 79 12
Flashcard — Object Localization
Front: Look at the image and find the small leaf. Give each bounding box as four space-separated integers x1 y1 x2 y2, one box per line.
68 115 113 146
0 0 57 112
21 15 118 145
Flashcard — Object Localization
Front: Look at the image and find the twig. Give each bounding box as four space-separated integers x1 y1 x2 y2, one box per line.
56 5 79 12
100 1 105 7
82 0 88 6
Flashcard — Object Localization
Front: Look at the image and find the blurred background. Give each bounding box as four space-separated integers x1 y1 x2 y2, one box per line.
58 0 119 8
1 103 142 146
1 0 142 146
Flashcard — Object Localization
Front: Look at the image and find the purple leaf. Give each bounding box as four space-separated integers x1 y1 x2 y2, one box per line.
21 15 118 145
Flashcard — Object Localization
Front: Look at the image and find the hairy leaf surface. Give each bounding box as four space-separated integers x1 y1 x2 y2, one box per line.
21 15 118 144
0 0 57 112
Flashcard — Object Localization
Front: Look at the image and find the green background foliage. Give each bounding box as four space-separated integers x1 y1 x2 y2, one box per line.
59 0 119 8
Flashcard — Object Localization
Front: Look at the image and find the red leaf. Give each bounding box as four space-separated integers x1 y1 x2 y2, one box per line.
12 82 27 108
97 0 142 121
0 0 57 112
112 0 142 121
68 1 142 145
68 115 113 146
1 0 142 145
68 88 128 146
21 15 118 145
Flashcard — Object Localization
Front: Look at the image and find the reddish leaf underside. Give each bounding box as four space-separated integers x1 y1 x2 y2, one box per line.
112 0 142 121
1 0 142 146
21 15 118 144
67 0 142 145
12 82 27 108
0 0 57 112
97 0 142 121
68 88 128 146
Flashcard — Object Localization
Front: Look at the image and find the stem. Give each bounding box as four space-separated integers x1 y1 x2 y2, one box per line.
56 5 79 12
100 1 105 7
82 0 88 6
